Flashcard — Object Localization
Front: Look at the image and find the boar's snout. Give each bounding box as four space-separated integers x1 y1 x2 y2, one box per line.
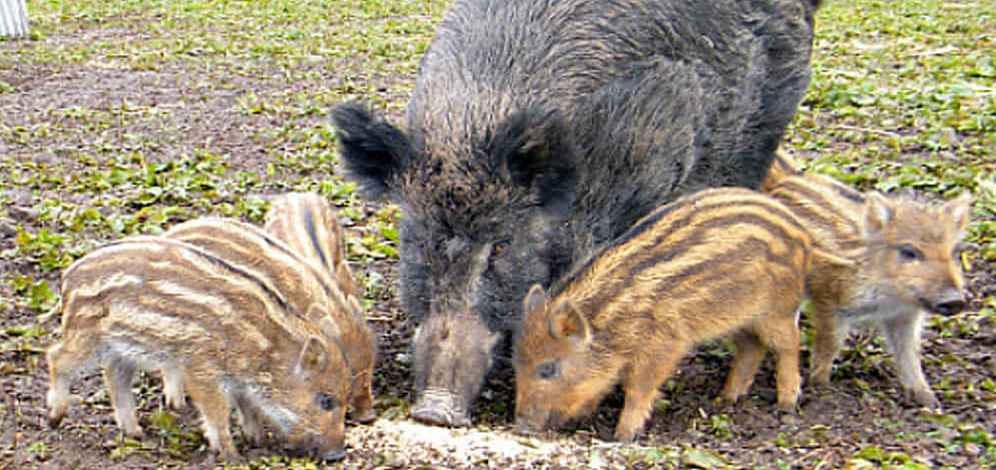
412 389 471 427
927 289 966 316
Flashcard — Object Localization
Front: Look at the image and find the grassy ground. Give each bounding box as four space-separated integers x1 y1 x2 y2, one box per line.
1 0 994 468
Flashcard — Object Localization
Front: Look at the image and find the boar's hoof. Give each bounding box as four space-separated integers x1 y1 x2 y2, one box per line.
412 407 470 427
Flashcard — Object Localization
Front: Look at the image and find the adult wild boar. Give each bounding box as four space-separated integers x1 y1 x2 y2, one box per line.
332 0 821 426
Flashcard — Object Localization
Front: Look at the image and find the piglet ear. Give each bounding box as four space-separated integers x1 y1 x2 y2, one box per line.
862 191 894 238
489 108 578 215
338 263 358 293
522 284 548 318
345 294 365 318
548 300 591 344
331 103 412 202
296 336 330 378
946 193 974 232
313 309 341 339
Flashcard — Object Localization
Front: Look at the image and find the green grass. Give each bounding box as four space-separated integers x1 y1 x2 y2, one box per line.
791 0 996 254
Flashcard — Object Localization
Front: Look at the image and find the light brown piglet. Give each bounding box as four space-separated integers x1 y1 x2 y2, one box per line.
46 237 350 462
264 192 360 299
764 158 972 408
514 187 814 441
164 217 377 423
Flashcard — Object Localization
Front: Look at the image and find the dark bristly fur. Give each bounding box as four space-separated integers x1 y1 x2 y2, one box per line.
164 217 377 422
46 237 350 462
514 187 813 441
333 0 822 426
763 154 972 408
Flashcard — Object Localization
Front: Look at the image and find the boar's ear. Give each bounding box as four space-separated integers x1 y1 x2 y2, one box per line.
549 300 591 344
522 284 548 317
946 193 974 232
331 102 412 201
489 108 579 215
862 191 894 238
296 336 330 378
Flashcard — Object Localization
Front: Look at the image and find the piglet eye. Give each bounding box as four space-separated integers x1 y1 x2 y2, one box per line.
537 361 561 380
897 244 922 262
316 393 340 411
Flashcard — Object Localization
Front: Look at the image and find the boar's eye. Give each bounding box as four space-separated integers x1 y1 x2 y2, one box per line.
315 393 340 411
491 240 510 257
537 361 561 380
897 244 922 262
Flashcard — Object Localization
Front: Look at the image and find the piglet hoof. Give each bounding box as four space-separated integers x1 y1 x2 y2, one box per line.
908 389 940 411
611 424 640 443
715 393 740 408
165 393 187 410
46 394 81 428
806 371 832 388
775 401 799 415
775 406 800 426
611 431 637 443
47 412 64 429
207 450 244 467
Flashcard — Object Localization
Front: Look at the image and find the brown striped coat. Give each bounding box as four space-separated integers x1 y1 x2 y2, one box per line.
765 165 971 408
164 217 377 422
264 192 360 299
46 237 349 461
513 187 812 441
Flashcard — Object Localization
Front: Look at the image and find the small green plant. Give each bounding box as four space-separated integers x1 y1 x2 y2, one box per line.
9 227 72 272
149 409 203 458
107 437 144 459
8 277 58 313
26 442 49 461
701 413 734 440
